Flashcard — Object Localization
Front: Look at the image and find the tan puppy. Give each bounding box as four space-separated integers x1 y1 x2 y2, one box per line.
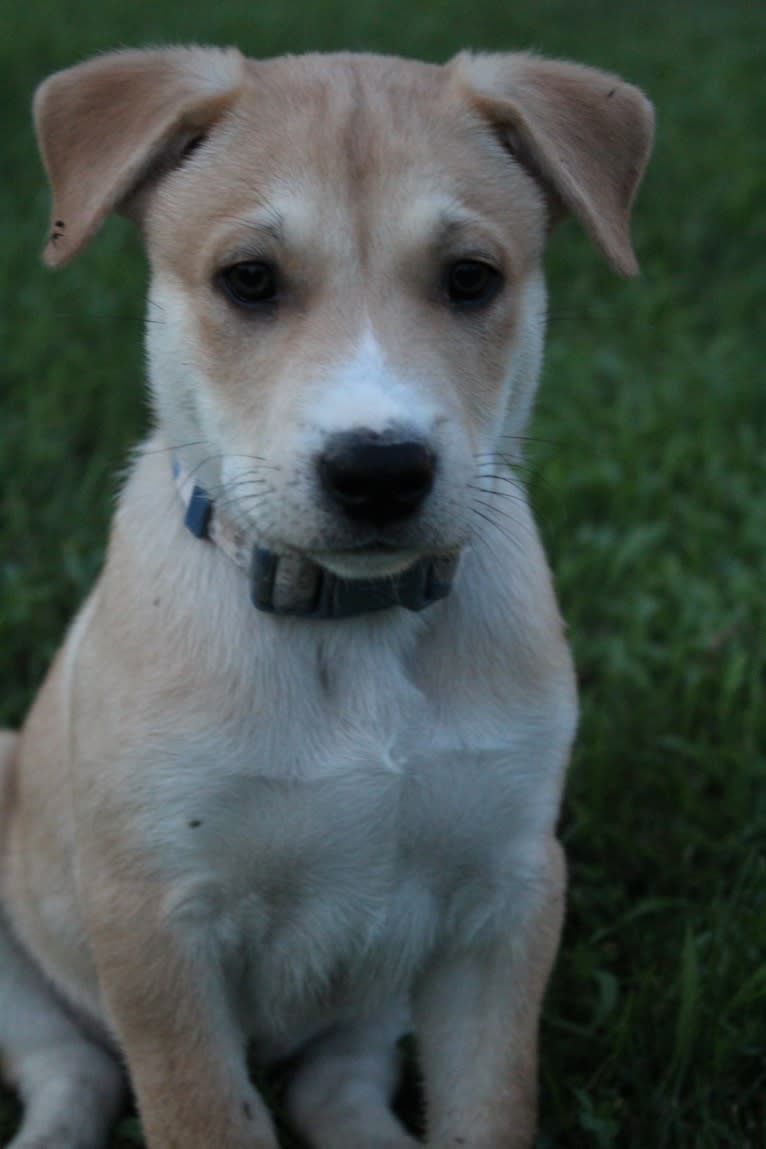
0 47 652 1149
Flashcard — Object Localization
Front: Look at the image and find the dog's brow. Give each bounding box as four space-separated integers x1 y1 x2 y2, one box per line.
436 215 474 242
436 212 483 241
208 210 286 266
400 195 502 256
229 211 284 244
429 212 505 260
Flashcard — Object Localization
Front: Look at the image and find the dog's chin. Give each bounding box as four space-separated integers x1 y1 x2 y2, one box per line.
309 548 421 580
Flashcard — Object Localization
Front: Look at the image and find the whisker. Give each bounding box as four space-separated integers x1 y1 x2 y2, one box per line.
203 488 270 512
215 490 275 515
479 432 560 448
143 439 209 458
202 472 275 502
470 497 534 538
473 468 528 489
209 475 272 493
467 485 529 508
470 506 527 556
468 519 494 554
474 451 531 465
475 457 555 497
173 456 283 499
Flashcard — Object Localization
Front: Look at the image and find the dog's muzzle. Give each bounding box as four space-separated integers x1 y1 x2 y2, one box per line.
172 457 459 620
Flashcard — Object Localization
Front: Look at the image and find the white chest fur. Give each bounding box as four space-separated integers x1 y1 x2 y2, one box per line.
133 603 570 1054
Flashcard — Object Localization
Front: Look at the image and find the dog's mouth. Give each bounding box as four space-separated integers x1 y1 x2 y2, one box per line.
286 518 467 582
289 520 438 579
309 545 421 580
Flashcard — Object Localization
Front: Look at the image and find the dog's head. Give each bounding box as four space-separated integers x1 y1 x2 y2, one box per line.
35 48 652 578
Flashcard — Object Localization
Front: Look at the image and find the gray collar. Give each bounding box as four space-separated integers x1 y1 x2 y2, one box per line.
251 546 458 618
173 458 459 620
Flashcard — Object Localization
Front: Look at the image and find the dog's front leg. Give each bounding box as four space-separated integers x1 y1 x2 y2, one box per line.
414 838 565 1149
86 888 277 1149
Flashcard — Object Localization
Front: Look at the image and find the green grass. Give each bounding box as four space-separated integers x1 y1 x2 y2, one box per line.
1 1 765 1146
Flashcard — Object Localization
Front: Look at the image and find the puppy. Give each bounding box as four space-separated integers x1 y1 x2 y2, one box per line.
0 47 652 1149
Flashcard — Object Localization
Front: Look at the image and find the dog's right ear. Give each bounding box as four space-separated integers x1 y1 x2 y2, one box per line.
34 47 245 266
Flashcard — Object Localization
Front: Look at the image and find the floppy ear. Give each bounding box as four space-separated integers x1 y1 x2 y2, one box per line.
34 46 245 266
452 52 654 276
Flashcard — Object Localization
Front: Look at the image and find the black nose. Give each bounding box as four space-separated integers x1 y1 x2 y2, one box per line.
319 432 436 525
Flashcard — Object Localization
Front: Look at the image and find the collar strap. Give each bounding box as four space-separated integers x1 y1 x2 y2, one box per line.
172 457 458 619
251 546 457 619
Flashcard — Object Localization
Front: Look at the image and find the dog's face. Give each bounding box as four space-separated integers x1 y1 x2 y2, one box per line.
35 48 653 576
144 56 549 576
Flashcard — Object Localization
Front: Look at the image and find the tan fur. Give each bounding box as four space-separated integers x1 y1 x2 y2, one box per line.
0 732 18 848
414 838 566 1149
454 52 654 275
1 46 652 1149
35 47 245 265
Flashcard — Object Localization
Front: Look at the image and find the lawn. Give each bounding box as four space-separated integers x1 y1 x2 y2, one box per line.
1 1 764 1146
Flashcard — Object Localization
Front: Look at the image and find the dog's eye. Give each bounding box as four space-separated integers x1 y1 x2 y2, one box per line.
445 260 502 307
219 262 278 308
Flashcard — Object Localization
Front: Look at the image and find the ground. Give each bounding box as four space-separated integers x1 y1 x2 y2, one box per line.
1 1 764 1146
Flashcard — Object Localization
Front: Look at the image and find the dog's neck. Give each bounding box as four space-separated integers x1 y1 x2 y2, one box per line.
171 456 459 620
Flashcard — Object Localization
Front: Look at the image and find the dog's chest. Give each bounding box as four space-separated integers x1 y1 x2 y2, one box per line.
153 636 540 1042
180 750 526 1044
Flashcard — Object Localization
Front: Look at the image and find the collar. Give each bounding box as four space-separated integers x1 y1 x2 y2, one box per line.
172 457 459 620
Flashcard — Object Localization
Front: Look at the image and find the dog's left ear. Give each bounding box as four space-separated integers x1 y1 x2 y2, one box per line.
452 53 654 276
